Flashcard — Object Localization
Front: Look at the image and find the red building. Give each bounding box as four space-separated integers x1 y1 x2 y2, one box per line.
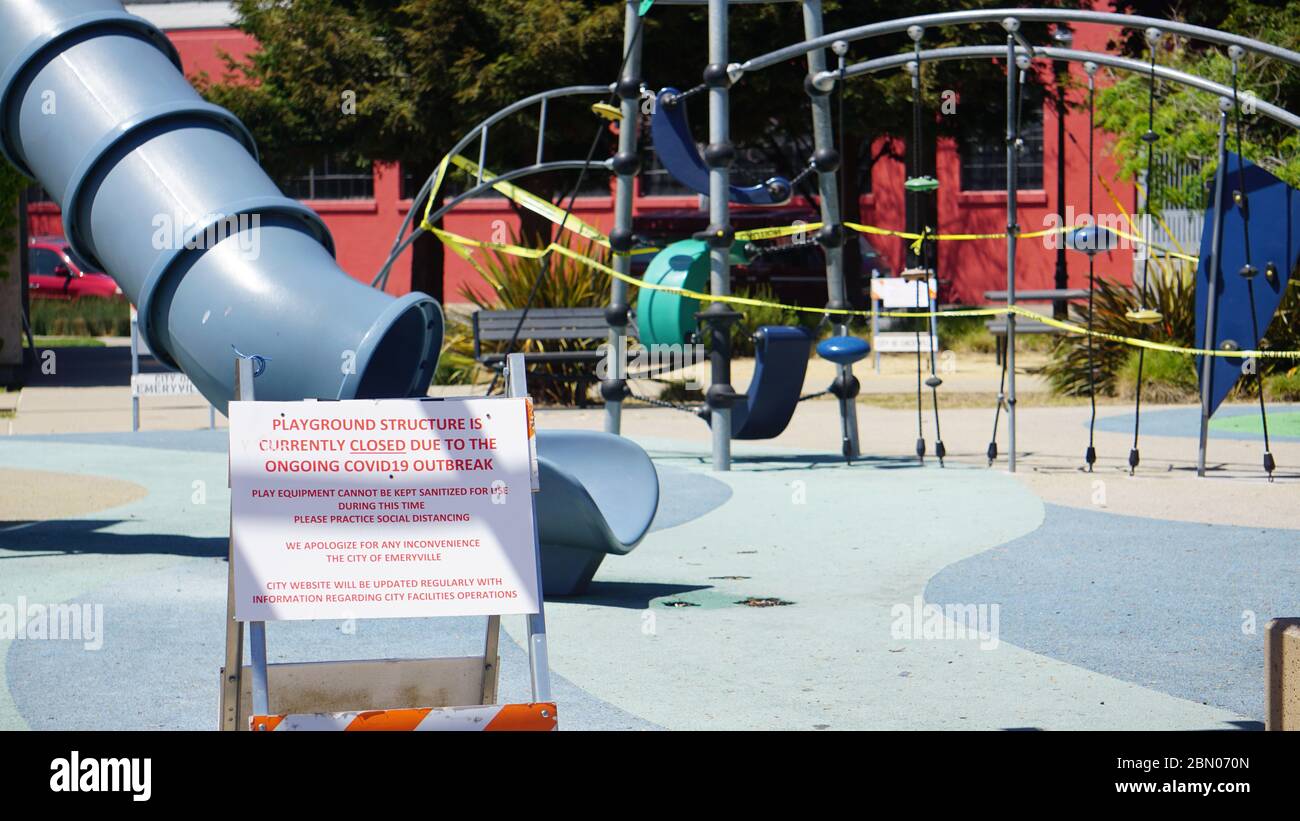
30 1 1139 308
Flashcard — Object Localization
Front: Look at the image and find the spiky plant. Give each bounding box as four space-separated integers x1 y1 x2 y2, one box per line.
439 227 616 405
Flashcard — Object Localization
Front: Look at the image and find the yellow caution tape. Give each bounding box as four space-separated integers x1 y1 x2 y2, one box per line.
431 225 1296 360
420 153 1199 268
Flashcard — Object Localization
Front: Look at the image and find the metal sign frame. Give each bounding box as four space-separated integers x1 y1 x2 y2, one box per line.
219 351 554 731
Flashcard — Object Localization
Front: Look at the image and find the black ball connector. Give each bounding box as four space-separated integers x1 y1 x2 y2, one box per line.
1238 263 1259 279
703 63 731 88
611 151 640 177
811 147 840 174
705 383 740 410
924 375 943 389
1265 262 1279 284
1128 448 1140 475
830 373 861 400
815 223 844 249
604 302 630 327
1140 129 1158 144
703 141 735 169
607 227 635 253
599 379 628 402
1085 445 1096 471
616 76 641 99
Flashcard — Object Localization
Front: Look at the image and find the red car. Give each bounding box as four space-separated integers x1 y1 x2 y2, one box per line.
28 236 122 300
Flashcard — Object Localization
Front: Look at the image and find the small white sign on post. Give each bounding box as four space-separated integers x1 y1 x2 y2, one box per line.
131 371 201 397
228 397 541 622
871 276 938 309
873 332 935 353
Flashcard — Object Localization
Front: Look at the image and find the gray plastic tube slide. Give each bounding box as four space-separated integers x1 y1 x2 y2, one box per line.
0 0 442 409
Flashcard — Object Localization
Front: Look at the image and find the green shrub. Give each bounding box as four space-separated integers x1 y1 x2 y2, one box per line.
440 228 613 405
30 297 130 337
1263 367 1300 402
728 283 801 357
1116 347 1199 402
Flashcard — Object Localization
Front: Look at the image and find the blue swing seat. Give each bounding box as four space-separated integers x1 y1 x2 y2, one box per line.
704 325 814 440
535 430 660 596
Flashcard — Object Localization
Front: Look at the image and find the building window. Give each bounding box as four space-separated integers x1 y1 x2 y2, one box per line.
959 91 1044 192
280 155 374 200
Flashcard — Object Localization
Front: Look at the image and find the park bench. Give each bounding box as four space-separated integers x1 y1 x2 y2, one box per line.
471 308 640 404
983 288 1091 365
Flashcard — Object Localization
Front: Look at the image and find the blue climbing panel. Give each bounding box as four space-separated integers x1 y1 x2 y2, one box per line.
1195 152 1300 416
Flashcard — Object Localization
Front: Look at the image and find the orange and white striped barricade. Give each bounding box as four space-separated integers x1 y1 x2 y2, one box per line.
220 352 554 731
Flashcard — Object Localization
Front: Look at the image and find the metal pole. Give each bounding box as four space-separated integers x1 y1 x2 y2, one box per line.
235 355 270 717
506 352 552 703
1053 57 1069 319
705 0 735 471
1197 99 1231 477
1004 24 1020 473
130 305 139 432
803 1 860 459
604 0 643 435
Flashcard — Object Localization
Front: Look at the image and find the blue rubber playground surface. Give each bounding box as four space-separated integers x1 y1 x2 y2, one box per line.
1094 403 1300 442
0 426 1291 730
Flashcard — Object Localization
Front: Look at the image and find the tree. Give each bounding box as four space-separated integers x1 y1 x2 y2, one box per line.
198 0 1047 303
1103 0 1300 206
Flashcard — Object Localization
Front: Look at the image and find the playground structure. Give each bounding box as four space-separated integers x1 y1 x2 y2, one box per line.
1 2 1299 736
382 1 1300 479
2 1 1299 594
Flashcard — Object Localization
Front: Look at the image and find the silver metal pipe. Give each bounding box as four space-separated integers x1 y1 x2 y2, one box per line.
373 160 609 282
536 98 548 165
829 45 1300 132
709 0 732 472
606 1 643 436
742 8 1300 73
803 0 860 458
1197 100 1232 477
1005 34 1018 473
378 84 610 285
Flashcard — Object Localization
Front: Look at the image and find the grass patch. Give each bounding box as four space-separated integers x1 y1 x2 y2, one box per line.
30 297 129 337
34 336 105 348
1264 369 1300 402
851 391 1103 410
1115 348 1198 403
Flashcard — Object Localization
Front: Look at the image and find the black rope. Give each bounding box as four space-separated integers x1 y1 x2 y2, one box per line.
1085 68 1098 471
1230 55 1276 481
1129 36 1160 476
988 353 1009 466
485 16 647 398
988 51 1029 467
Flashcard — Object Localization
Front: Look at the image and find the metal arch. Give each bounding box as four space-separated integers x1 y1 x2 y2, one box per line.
824 45 1300 132
371 159 610 289
740 8 1300 74
379 84 613 286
